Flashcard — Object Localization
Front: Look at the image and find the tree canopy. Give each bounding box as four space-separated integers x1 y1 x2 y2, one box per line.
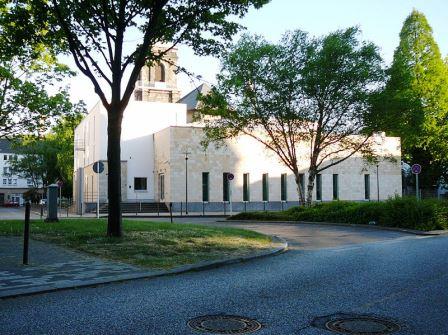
200 28 384 204
5 0 269 236
377 10 448 188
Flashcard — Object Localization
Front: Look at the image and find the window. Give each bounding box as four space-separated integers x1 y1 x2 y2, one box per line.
27 178 33 186
9 155 13 160
7 178 12 185
13 179 17 185
223 173 230 201
134 177 147 191
154 63 165 82
262 173 269 201
3 167 9 175
202 172 209 202
298 173 305 197
2 179 6 185
3 155 7 160
316 174 322 201
159 174 165 200
364 174 370 200
332 174 339 200
243 173 250 202
281 173 287 201
134 90 142 101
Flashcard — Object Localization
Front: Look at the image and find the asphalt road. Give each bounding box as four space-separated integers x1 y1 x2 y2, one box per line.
1 222 447 335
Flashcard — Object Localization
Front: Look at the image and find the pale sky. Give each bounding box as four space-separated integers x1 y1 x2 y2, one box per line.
65 0 448 110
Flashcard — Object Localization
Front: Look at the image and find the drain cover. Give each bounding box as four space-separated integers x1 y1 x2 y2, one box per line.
312 313 401 335
187 315 262 334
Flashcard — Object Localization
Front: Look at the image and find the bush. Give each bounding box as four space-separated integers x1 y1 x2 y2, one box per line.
229 197 448 231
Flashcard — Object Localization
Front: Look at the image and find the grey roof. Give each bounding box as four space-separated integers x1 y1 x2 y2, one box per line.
178 83 211 111
0 139 12 153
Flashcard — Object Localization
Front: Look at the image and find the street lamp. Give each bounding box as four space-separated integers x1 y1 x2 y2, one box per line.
184 150 191 215
376 164 380 202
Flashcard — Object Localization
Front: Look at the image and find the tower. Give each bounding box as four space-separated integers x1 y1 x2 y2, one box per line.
134 45 181 103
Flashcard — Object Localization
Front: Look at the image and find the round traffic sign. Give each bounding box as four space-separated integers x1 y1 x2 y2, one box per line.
227 173 234 181
411 164 422 175
93 161 104 174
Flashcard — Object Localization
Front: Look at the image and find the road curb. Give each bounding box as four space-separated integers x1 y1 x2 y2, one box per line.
220 220 448 236
0 236 287 300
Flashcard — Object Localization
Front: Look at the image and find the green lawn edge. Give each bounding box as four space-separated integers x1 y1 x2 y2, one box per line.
0 219 273 270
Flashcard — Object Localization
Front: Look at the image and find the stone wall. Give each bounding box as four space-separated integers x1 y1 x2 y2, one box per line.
155 126 402 207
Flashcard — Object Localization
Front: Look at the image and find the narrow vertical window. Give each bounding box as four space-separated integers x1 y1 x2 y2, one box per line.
243 173 250 202
223 173 230 201
364 174 370 200
202 172 209 202
332 174 339 200
316 174 322 201
155 63 165 82
262 173 269 201
298 173 305 197
159 174 165 200
281 173 287 201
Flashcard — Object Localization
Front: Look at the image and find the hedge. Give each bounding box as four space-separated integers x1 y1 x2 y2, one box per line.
229 197 448 231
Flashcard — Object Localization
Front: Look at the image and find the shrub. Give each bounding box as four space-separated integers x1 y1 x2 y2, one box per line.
228 197 448 231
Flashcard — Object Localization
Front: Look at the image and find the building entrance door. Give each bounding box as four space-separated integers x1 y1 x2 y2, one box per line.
0 193 4 205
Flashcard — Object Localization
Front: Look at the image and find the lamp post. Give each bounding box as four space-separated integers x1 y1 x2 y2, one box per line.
184 150 191 215
376 164 380 202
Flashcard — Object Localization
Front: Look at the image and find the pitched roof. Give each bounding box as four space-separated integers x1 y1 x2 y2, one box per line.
178 83 211 111
0 139 12 153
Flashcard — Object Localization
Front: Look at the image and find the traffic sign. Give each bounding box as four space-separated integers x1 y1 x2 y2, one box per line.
93 161 104 174
227 173 234 181
56 180 64 188
411 164 422 175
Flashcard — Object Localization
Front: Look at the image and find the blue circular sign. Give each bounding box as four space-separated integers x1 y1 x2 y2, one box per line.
411 164 422 175
93 161 104 174
227 173 234 181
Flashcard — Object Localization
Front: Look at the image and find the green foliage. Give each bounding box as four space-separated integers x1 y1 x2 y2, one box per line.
9 112 84 196
375 10 448 187
200 28 385 204
230 197 448 231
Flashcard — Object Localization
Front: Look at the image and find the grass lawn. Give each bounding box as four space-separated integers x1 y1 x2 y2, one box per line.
0 219 272 269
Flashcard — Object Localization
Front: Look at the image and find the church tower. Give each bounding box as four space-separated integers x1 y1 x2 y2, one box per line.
134 45 181 103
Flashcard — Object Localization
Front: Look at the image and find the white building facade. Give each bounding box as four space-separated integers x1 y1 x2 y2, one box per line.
73 47 402 213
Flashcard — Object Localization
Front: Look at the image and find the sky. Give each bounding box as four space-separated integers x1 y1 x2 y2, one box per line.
66 0 448 110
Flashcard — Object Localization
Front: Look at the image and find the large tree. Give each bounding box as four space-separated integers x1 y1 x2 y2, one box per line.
199 28 384 204
11 0 269 237
0 3 76 139
375 10 448 189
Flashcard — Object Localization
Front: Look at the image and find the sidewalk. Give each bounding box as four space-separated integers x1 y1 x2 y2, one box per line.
0 235 287 299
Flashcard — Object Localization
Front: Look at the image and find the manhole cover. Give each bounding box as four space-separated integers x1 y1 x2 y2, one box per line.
312 313 401 335
187 315 262 334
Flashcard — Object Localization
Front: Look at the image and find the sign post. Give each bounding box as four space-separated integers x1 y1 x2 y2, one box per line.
227 173 234 215
93 161 104 219
411 164 422 200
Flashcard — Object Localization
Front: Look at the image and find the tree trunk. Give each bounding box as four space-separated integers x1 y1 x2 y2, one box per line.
306 169 316 206
106 109 123 237
293 171 305 205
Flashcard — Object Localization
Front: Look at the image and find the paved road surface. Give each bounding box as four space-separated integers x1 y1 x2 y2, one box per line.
1 222 447 335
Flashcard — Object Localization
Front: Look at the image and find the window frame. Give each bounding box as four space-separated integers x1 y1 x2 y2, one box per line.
202 172 209 202
332 174 339 200
134 177 148 191
316 174 322 201
243 173 250 202
364 174 370 200
262 173 269 202
280 173 287 201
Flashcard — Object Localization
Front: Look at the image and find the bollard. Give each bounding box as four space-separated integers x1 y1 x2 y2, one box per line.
180 202 183 216
23 202 30 265
169 202 173 223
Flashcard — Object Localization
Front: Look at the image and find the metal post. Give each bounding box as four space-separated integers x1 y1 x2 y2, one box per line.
157 201 160 216
281 201 284 211
169 202 173 223
40 204 43 219
96 169 100 219
376 164 380 202
229 181 233 215
185 153 189 215
416 174 419 201
224 202 226 216
180 202 183 216
23 202 30 265
202 202 205 216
